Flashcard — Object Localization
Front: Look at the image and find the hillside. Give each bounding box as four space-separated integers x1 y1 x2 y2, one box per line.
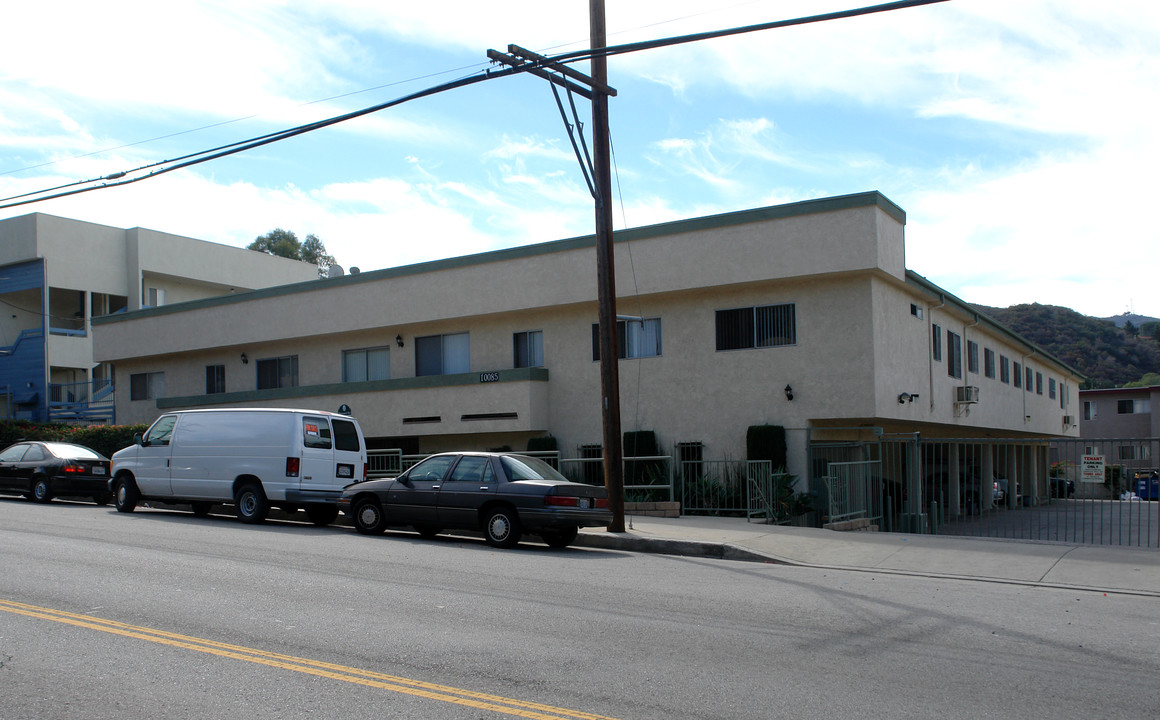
971 304 1160 389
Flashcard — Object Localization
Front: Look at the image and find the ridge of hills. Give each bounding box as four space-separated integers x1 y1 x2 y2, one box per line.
971 304 1160 389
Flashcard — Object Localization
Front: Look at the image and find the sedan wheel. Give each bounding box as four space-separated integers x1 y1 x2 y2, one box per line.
353 497 387 535
541 527 579 549
31 477 53 503
483 506 521 549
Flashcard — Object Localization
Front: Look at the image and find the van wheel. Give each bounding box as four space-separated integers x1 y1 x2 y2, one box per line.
114 477 138 513
190 502 213 517
305 504 339 526
352 497 386 535
235 483 269 524
31 477 53 503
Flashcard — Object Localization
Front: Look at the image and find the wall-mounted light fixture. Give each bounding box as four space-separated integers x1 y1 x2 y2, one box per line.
898 392 919 404
241 352 248 364
396 334 404 348
784 384 794 401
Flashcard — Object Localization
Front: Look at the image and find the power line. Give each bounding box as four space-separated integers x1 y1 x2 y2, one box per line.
0 0 950 212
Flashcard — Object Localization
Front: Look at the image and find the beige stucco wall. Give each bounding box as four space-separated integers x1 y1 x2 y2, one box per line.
95 193 1082 485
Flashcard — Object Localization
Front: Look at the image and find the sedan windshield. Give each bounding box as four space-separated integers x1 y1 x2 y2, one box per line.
500 455 568 482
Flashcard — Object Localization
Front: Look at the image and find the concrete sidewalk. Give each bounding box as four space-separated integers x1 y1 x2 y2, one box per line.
576 515 1160 597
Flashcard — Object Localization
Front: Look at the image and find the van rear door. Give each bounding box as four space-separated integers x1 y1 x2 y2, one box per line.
297 415 363 502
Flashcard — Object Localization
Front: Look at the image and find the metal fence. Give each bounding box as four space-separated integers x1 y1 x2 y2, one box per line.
809 433 1160 548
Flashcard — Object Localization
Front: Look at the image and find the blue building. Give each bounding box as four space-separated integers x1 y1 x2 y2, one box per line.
0 213 321 424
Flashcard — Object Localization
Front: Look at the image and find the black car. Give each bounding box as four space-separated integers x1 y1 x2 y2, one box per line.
338 452 612 548
0 441 112 504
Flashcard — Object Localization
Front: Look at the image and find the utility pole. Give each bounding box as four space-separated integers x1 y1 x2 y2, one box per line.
590 0 625 533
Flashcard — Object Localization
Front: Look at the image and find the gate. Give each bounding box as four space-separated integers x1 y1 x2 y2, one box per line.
810 432 1160 548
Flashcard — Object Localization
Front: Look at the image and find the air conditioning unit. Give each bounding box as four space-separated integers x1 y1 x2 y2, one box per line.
1063 415 1075 426
955 385 980 404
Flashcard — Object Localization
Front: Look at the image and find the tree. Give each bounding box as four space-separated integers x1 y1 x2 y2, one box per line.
300 233 336 275
1142 321 1160 343
248 228 336 278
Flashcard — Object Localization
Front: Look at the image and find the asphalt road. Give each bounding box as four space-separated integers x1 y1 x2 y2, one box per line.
2 497 1158 719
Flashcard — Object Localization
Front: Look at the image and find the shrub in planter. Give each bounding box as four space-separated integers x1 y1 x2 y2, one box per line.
746 425 787 469
526 435 558 452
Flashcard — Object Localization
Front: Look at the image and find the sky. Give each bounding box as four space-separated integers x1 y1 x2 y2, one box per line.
1 0 1157 319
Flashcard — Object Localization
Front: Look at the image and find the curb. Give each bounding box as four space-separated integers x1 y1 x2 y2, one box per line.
574 531 779 564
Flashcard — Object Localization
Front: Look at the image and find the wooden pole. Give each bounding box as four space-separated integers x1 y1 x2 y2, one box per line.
590 0 624 532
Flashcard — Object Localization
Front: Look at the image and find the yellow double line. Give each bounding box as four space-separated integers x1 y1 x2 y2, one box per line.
1 599 618 720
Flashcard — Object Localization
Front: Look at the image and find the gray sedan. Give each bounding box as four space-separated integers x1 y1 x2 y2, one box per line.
338 452 611 548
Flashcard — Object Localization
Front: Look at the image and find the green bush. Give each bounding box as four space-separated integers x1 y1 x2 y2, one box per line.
0 421 147 458
624 430 662 486
526 435 558 452
746 425 787 468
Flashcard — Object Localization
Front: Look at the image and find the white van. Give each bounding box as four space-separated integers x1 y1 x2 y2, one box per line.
110 408 367 525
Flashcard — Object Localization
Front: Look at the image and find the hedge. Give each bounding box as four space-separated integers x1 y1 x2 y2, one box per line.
0 421 148 459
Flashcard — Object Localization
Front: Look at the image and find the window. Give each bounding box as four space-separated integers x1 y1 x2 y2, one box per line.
1025 367 1033 392
206 365 225 394
303 416 333 449
932 324 942 362
1014 361 1022 389
984 348 996 379
343 346 390 382
593 318 663 360
1083 400 1096 421
946 331 962 379
967 341 979 374
1000 355 1010 384
910 303 923 319
1036 372 1043 395
715 304 795 351
332 419 361 451
130 371 165 401
1118 444 1151 461
513 330 544 368
0 444 28 462
144 415 176 446
257 355 298 389
146 287 166 307
448 456 493 484
579 443 603 484
1118 398 1151 414
677 441 704 484
1049 378 1057 400
415 333 469 376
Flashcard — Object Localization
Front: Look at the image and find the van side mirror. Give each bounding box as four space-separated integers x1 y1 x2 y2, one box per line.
134 433 145 447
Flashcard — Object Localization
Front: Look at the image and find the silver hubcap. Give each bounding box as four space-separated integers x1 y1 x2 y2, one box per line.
358 505 378 527
34 482 47 499
489 514 510 541
239 494 256 515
